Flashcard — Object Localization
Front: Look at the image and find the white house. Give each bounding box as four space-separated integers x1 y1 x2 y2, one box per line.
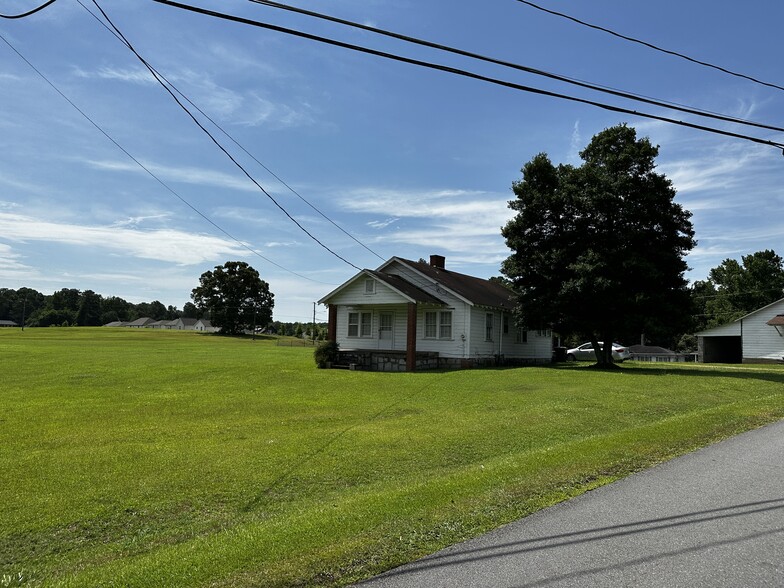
318 255 553 371
195 319 219 333
696 297 784 363
167 317 199 330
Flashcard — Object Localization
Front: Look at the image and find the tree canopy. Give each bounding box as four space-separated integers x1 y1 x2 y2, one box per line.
501 124 695 365
191 261 274 336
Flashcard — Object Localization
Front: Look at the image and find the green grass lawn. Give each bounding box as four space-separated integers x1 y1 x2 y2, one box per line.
1 328 783 587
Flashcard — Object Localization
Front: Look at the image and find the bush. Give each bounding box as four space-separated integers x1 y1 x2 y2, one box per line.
314 341 339 368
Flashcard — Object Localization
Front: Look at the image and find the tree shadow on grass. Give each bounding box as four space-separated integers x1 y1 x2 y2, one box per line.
548 361 784 385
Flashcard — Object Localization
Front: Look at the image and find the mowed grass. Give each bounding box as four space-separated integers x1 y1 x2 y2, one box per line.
1 329 783 587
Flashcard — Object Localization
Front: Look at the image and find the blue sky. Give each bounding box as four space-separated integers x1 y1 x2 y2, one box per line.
2 0 783 322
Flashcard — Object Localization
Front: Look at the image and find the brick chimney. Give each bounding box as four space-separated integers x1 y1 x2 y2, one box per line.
429 254 445 269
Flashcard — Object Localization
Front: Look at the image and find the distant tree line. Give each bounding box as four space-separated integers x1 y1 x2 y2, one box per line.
271 321 328 340
0 287 203 327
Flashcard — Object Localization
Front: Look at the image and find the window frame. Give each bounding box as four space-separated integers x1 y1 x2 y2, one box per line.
485 313 494 342
347 311 373 338
424 309 453 340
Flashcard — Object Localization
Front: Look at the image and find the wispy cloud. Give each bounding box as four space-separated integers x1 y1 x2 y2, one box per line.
111 214 171 228
83 159 256 192
339 186 514 260
73 65 157 85
367 218 399 229
0 212 247 265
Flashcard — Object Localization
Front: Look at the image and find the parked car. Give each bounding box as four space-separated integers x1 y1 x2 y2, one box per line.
566 342 631 362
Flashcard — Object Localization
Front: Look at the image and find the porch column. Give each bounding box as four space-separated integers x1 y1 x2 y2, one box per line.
406 302 417 372
327 304 337 343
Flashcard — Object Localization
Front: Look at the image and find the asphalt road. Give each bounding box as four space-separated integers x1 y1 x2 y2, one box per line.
356 420 784 588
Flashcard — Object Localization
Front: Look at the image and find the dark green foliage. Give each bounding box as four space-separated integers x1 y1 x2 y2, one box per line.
694 250 784 329
191 261 274 336
181 302 200 319
76 290 103 327
0 287 46 325
313 340 339 368
502 124 695 364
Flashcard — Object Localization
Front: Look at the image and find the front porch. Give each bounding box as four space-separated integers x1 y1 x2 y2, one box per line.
334 349 439 372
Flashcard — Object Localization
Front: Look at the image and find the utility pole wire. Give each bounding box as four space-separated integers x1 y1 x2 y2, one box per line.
91 0 362 271
0 0 58 19
249 0 784 135
513 0 784 94
153 0 784 151
76 0 385 262
0 31 333 285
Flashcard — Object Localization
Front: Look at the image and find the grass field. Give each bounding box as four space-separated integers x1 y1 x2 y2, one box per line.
1 328 783 587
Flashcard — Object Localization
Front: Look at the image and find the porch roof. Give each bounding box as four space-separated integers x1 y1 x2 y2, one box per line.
365 270 445 305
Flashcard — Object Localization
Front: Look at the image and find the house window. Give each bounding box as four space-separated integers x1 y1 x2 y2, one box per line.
536 329 551 338
425 310 452 339
360 312 372 337
516 328 527 343
425 311 437 338
364 279 376 295
503 314 509 335
439 311 452 339
485 313 494 341
348 312 373 337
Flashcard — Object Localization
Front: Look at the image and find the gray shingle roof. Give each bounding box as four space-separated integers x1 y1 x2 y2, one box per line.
398 258 516 310
365 270 445 305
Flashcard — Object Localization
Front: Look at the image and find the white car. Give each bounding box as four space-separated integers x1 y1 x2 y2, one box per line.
566 342 631 362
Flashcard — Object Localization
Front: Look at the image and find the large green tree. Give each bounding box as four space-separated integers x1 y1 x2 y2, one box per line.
502 124 695 365
191 261 274 336
694 249 784 328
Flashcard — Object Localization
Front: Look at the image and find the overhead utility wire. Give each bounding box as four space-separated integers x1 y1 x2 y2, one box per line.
514 0 784 94
91 0 362 271
76 0 384 262
0 0 57 19
249 0 784 135
0 31 331 285
152 1 784 152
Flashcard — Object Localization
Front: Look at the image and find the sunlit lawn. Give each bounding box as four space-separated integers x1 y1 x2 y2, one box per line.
1 328 783 587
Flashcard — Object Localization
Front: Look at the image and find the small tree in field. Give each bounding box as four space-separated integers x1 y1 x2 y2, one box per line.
502 124 695 366
191 261 274 336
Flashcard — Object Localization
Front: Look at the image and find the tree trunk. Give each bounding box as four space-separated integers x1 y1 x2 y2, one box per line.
591 335 614 367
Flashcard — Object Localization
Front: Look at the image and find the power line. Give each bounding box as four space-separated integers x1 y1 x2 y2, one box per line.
153 0 784 152
513 0 784 94
248 0 784 135
75 0 385 263
91 0 363 271
0 31 334 285
0 0 57 19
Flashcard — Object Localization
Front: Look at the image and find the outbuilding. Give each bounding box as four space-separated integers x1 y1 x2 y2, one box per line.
696 297 784 363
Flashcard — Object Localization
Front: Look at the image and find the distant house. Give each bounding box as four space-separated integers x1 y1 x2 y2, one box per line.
126 317 155 328
0 320 18 327
103 321 127 327
696 297 784 363
318 255 552 371
628 345 687 363
167 317 198 330
194 319 218 333
146 320 169 329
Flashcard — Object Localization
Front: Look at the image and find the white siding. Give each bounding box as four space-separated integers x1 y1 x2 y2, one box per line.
334 304 409 351
741 299 784 360
463 308 550 360
327 275 410 306
384 260 472 358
